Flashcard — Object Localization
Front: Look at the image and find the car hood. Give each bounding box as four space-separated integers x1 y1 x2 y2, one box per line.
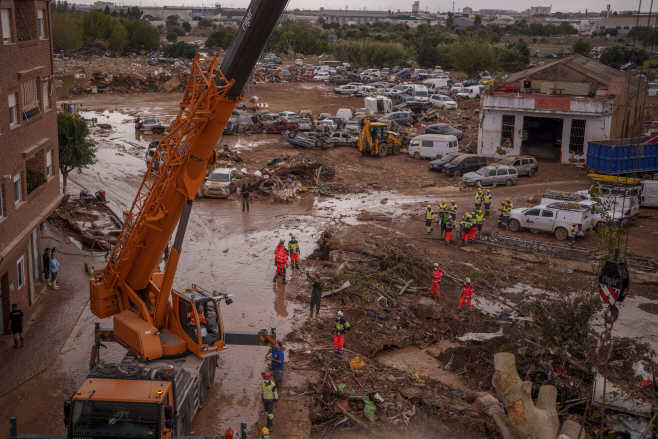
429 160 448 166
462 172 480 179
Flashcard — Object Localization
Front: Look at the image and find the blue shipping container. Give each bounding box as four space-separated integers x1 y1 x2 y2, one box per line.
586 139 658 175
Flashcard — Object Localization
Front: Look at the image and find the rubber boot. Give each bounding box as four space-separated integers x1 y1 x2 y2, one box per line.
296 263 300 269
457 307 461 312
52 281 59 290
13 339 18 348
20 338 24 347
272 276 277 283
282 278 288 284
46 279 52 287
339 349 344 355
267 418 273 431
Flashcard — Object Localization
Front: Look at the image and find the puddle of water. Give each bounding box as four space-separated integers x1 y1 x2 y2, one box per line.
55 74 85 97
595 295 658 353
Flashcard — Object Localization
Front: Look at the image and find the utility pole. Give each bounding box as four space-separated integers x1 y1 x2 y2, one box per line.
453 2 455 13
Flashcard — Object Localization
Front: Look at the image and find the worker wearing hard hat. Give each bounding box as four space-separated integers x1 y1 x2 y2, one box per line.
483 190 493 217
568 222 577 246
458 278 474 312
425 204 434 234
332 311 351 355
449 200 458 221
260 427 271 439
430 263 443 298
273 239 288 284
288 235 300 269
261 372 279 431
474 188 483 211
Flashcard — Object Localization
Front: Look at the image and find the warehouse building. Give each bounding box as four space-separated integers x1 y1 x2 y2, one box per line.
477 55 646 164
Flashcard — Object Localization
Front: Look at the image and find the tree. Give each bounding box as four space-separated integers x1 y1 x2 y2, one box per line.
474 15 482 32
123 18 160 51
82 10 114 40
416 23 430 38
166 31 177 42
182 21 191 32
170 25 185 36
446 16 454 30
600 44 649 67
417 44 441 67
108 22 128 53
165 15 179 27
206 29 233 50
450 37 498 78
572 39 592 55
70 5 76 14
110 10 117 17
103 5 110 15
52 12 83 51
57 114 97 195
198 18 213 29
163 41 198 58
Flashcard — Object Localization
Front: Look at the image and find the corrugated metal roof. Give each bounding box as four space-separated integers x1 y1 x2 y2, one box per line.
503 54 644 92
599 16 657 26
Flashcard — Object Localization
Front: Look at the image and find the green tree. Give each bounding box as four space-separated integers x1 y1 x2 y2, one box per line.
166 31 177 42
51 12 83 51
163 41 198 58
198 18 213 29
82 10 114 40
108 22 128 53
165 15 179 27
450 37 498 78
206 29 233 49
169 25 185 36
70 5 76 14
123 18 160 51
156 24 165 34
110 10 118 17
416 23 430 38
182 21 191 32
126 6 142 18
103 5 110 15
600 44 649 67
572 39 592 55
446 16 454 30
57 113 97 195
417 43 441 67
474 15 482 32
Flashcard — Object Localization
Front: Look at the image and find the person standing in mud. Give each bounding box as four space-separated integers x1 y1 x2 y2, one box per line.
310 276 323 318
242 183 250 211
43 248 51 286
49 248 60 289
270 342 284 390
9 303 24 348
332 311 351 355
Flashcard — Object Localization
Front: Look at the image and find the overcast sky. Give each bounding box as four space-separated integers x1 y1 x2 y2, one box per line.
92 0 649 14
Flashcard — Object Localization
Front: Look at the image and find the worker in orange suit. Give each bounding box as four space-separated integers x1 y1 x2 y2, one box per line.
430 263 443 298
457 278 474 312
332 311 351 355
274 239 286 257
187 304 207 326
273 243 288 284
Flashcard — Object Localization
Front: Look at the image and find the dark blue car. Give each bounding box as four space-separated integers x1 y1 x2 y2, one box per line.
428 153 464 172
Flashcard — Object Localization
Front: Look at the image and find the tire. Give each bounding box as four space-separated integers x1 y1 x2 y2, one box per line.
507 219 521 232
208 358 217 384
476 94 480 99
378 147 387 158
505 179 514 187
199 372 207 407
529 169 536 177
393 145 401 155
315 140 323 148
595 222 604 234
453 170 461 177
414 152 421 160
642 172 654 180
554 227 568 241
405 121 412 127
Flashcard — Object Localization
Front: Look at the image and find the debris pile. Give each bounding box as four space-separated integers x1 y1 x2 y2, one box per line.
51 197 123 251
67 71 189 95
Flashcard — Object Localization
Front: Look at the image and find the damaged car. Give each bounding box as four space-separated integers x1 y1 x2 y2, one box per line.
202 168 237 199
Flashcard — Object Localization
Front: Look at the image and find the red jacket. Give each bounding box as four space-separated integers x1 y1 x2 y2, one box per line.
275 243 286 255
431 267 443 283
275 250 288 265
461 283 473 298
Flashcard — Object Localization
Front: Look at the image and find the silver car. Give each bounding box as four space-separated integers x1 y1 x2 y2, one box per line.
334 84 359 95
462 164 519 187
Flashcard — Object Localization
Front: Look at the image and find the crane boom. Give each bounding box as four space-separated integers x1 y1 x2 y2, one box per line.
90 0 287 361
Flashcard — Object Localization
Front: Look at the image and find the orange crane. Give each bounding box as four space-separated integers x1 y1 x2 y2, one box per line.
9 1 287 438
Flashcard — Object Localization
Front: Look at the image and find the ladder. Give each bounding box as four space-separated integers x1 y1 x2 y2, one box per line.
587 173 641 185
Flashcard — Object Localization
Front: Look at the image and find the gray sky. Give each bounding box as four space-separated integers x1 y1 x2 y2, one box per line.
98 0 648 14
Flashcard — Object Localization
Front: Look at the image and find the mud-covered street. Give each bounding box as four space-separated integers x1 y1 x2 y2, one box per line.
3 73 658 439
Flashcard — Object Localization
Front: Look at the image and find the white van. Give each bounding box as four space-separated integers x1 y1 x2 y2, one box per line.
641 180 658 207
412 84 429 102
423 79 449 93
295 59 303 66
408 134 459 160
456 85 482 99
649 83 658 96
336 108 353 123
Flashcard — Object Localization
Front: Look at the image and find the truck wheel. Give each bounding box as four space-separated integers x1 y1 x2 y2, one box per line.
393 145 401 155
642 172 654 180
414 152 421 160
505 179 514 187
596 222 604 234
528 169 536 177
453 170 461 177
199 372 207 407
507 219 521 232
554 227 568 241
378 146 387 158
209 357 217 384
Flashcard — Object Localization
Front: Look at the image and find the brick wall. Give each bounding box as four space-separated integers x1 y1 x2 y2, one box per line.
0 0 58 330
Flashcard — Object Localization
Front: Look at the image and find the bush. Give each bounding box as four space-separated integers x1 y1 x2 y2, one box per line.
206 29 233 50
166 31 177 42
333 40 411 67
163 41 197 58
198 18 213 29
170 25 185 36
572 39 592 55
182 21 191 32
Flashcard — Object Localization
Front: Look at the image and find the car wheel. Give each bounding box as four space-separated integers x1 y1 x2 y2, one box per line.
596 222 604 234
414 152 421 160
453 170 461 177
642 172 654 180
554 228 568 241
393 145 401 155
507 219 521 232
476 94 480 98
528 169 536 177
505 179 514 187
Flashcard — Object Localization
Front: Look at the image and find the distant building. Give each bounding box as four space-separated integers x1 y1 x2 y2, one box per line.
285 13 319 23
93 1 115 7
141 5 223 22
478 9 519 17
390 14 436 27
412 1 420 14
463 6 473 16
320 9 390 25
525 6 552 16
453 16 474 26
597 15 658 34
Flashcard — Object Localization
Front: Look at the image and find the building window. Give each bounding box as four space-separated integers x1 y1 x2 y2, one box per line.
42 79 49 109
569 119 586 154
17 256 25 289
501 115 515 144
37 9 45 38
8 93 17 125
14 172 22 203
1 8 10 43
46 150 53 176
20 79 39 120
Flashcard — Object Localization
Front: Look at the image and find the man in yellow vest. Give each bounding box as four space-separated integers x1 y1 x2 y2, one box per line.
483 190 493 217
437 199 448 227
475 210 485 239
568 222 577 246
449 200 458 221
474 188 483 211
425 204 434 234
261 372 279 430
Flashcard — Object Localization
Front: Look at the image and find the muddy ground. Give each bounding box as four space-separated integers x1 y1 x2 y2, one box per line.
2 72 658 439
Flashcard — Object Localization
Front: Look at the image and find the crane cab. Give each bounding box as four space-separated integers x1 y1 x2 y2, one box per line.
172 287 227 357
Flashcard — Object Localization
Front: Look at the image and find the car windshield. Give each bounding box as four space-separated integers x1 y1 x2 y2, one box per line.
441 154 458 162
476 167 491 176
441 96 451 101
451 155 468 164
415 91 428 97
459 89 469 93
443 124 454 131
71 400 157 438
144 119 157 124
208 172 231 182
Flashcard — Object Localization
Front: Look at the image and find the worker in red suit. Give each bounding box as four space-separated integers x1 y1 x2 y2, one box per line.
273 243 288 284
430 263 443 298
457 278 474 312
274 239 286 257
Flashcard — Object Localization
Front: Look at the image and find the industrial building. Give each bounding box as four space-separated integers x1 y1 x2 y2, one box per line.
477 55 646 164
597 15 658 34
320 9 390 25
0 0 63 333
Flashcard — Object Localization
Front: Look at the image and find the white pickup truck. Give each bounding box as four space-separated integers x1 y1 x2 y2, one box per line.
539 190 625 233
575 184 640 219
507 203 593 240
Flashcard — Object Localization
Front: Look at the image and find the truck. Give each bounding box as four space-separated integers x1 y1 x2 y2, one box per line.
10 1 288 438
574 184 640 219
641 180 658 207
539 190 629 233
507 203 593 240
356 116 407 158
586 138 658 181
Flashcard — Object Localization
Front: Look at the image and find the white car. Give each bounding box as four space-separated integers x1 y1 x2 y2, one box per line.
278 111 299 123
429 94 458 110
345 121 360 134
139 118 163 132
321 119 337 131
334 84 359 95
202 168 236 199
451 83 463 93
314 71 331 81
297 118 312 131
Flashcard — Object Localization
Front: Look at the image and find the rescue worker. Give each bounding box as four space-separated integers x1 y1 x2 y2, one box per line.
260 427 271 439
449 200 458 221
474 188 483 211
440 211 450 238
187 304 207 327
483 190 493 217
445 215 454 245
274 245 288 284
261 372 279 431
288 235 300 269
568 222 577 246
475 210 485 239
458 278 474 312
469 210 478 242
437 200 448 227
502 201 511 230
274 239 286 257
425 204 434 234
332 311 351 355
460 214 472 244
497 201 506 229
506 198 513 210
431 263 443 298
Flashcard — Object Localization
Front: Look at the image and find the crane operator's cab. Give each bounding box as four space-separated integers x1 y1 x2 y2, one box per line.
173 287 227 357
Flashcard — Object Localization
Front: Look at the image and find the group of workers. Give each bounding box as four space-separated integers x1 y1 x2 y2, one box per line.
273 236 301 284
497 198 514 231
430 263 475 311
425 189 498 245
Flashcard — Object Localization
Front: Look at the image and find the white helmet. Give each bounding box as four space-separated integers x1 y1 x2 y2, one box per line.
465 278 471 283
434 263 439 268
337 311 344 317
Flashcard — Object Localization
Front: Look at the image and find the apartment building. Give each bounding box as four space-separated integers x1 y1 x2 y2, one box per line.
0 0 63 334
